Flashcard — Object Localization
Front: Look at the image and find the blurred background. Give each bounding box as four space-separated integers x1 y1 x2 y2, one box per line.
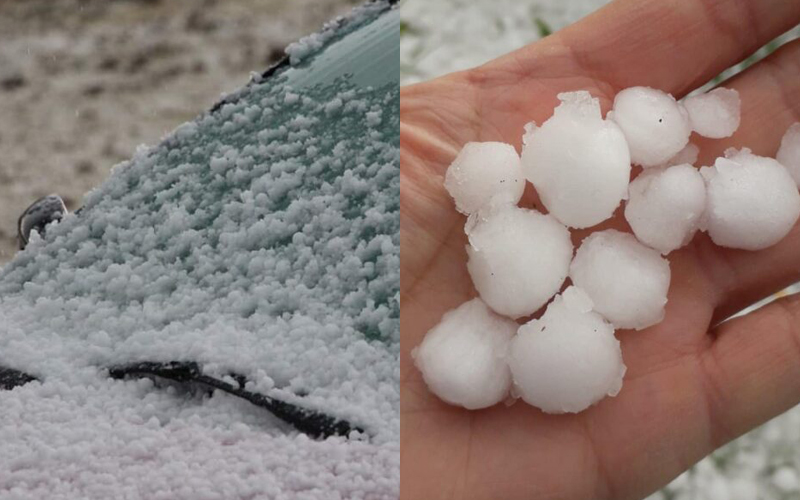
0 0 359 265
401 1 800 499
401 0 800 86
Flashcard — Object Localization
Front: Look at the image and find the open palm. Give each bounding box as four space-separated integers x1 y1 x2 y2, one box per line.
400 1 800 498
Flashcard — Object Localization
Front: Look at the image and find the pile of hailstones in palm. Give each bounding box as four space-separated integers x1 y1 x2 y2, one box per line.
413 87 800 413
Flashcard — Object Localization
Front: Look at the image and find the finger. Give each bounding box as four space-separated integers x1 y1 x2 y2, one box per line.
680 40 800 322
699 226 800 324
488 0 800 98
694 40 800 165
399 80 479 293
399 78 478 169
700 293 800 448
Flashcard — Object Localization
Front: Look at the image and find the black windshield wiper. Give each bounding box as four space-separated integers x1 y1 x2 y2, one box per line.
0 367 39 390
108 361 362 440
0 362 361 440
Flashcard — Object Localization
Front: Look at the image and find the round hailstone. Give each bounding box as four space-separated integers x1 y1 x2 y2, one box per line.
682 88 740 139
521 91 631 229
508 286 626 414
701 148 800 250
772 467 800 493
624 164 706 254
466 205 572 318
665 142 699 167
570 230 670 330
412 298 516 409
777 122 800 187
444 142 525 215
610 86 691 168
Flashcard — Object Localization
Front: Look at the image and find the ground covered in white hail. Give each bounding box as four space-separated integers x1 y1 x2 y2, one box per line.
0 4 399 499
403 1 800 497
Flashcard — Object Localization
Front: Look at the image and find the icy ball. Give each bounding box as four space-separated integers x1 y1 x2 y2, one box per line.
508 286 626 414
413 298 516 409
444 142 525 215
683 88 740 139
777 122 800 188
624 164 706 254
467 206 572 318
610 86 691 168
665 142 699 167
701 148 800 250
570 230 670 330
521 91 631 228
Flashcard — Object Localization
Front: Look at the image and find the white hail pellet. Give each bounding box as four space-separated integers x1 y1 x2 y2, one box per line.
508 286 625 414
521 91 631 228
625 164 706 254
444 142 525 215
466 205 573 318
682 88 741 139
569 230 670 330
777 122 800 188
701 148 800 250
610 86 691 168
665 142 699 167
772 467 800 493
413 298 516 409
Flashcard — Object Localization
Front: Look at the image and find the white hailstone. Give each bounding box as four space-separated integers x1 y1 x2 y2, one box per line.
610 86 692 168
466 205 573 318
772 467 800 492
521 121 537 147
728 478 759 500
508 286 625 414
683 88 740 139
570 230 670 330
444 142 525 215
521 91 631 228
701 148 800 250
412 298 516 409
777 122 800 187
625 164 706 254
665 142 699 167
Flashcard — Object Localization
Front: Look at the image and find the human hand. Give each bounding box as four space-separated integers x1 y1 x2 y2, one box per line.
400 0 800 498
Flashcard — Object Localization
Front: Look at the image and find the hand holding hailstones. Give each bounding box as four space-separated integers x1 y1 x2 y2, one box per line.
413 87 800 414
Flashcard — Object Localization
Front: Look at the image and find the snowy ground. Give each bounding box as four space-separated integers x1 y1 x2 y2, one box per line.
400 0 799 87
401 0 610 85
0 0 360 265
402 0 800 498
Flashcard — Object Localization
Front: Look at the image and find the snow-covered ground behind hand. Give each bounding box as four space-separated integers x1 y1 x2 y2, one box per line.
402 0 800 498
